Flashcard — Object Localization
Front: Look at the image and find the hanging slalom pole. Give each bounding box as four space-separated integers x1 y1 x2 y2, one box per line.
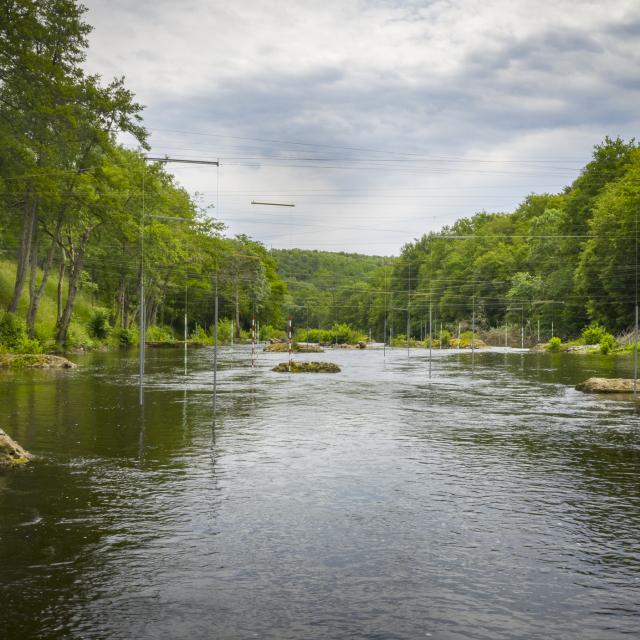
471 294 476 357
428 302 433 379
213 276 218 400
288 316 292 372
251 312 256 369
184 283 188 376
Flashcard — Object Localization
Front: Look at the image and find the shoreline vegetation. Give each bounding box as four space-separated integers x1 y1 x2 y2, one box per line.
1 3 640 379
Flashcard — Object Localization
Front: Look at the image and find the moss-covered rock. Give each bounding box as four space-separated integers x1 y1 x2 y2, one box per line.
0 429 32 466
272 360 341 373
264 342 324 353
0 353 77 368
576 377 640 393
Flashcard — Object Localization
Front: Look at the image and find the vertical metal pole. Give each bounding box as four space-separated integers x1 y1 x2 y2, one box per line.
383 315 387 358
251 313 256 369
537 318 540 344
471 295 475 355
139 171 145 406
457 322 461 349
440 321 443 351
230 320 234 346
213 278 218 397
257 320 260 345
505 321 508 348
634 304 638 398
551 320 554 339
406 304 410 358
288 316 292 372
184 284 188 376
521 307 524 350
428 303 432 379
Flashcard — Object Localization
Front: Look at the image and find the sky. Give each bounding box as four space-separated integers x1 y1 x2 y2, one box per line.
82 0 640 256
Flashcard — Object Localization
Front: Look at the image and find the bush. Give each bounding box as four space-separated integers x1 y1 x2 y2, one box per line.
439 329 452 348
88 308 111 340
146 325 175 343
14 336 43 354
581 322 607 345
216 318 233 343
0 311 27 351
547 336 562 352
261 324 287 341
189 324 212 345
67 322 96 349
112 327 137 346
599 333 616 355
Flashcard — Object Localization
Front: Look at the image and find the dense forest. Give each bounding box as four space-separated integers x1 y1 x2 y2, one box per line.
1 1 638 352
0 0 286 350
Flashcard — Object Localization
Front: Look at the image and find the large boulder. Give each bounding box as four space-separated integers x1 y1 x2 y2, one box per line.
575 377 640 393
0 429 32 466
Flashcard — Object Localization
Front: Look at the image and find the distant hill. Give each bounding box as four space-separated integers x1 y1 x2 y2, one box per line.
270 249 392 330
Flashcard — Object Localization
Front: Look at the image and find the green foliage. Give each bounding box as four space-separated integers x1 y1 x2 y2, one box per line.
439 329 452 347
581 322 607 345
297 323 366 345
189 324 212 345
146 325 175 343
599 333 616 355
88 308 111 340
0 312 27 351
112 327 137 347
260 324 286 341
547 337 562 352
216 319 232 344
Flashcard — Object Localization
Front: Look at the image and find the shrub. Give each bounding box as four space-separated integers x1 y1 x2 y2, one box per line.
439 329 452 348
146 324 175 343
112 327 137 346
547 336 562 352
599 333 616 355
581 322 607 345
189 324 212 345
0 311 27 351
88 308 111 340
261 324 287 341
67 322 96 349
216 318 232 343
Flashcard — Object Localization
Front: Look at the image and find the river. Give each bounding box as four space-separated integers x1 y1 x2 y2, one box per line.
1 347 639 639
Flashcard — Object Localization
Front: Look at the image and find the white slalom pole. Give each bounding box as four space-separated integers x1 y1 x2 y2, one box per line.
288 317 292 372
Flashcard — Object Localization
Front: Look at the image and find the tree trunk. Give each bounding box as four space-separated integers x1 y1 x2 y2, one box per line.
9 198 37 313
56 251 66 324
27 224 61 338
55 227 94 346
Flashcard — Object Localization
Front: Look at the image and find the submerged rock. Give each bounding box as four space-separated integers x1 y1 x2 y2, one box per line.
0 354 77 369
0 429 32 466
575 377 640 393
272 360 341 373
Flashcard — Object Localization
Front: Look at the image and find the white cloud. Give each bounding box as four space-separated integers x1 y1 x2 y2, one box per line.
82 0 640 254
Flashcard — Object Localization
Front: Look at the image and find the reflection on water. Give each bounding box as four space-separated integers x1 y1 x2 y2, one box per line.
1 347 640 639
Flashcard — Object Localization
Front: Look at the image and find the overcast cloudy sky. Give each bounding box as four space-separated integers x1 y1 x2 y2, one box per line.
82 0 640 255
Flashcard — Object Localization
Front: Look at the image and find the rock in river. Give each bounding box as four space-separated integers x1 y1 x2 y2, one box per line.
0 354 77 368
0 429 32 466
272 360 341 373
575 377 640 393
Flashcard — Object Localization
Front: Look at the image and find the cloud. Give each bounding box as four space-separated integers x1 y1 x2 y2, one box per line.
81 0 640 254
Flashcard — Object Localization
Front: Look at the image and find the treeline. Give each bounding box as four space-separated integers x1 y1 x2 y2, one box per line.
289 137 638 343
0 1 286 349
270 249 390 332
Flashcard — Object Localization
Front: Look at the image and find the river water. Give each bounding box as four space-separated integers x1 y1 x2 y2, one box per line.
1 347 639 639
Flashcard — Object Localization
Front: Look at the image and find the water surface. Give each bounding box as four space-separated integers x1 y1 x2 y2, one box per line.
1 347 639 639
